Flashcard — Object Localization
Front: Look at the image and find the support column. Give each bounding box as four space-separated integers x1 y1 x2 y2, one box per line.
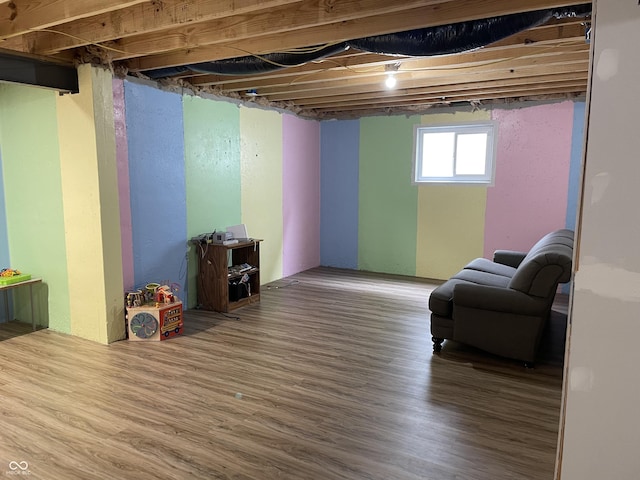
56 64 124 344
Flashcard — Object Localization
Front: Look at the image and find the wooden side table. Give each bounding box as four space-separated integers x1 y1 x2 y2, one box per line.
196 239 262 312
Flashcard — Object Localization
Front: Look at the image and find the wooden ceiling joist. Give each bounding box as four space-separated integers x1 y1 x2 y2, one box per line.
198 43 589 95
241 54 589 101
0 0 148 40
0 0 306 54
187 22 587 89
295 74 588 108
126 0 590 71
0 0 592 118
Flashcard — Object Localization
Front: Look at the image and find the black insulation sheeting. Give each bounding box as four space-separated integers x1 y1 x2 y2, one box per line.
350 4 591 56
144 43 349 79
142 4 591 79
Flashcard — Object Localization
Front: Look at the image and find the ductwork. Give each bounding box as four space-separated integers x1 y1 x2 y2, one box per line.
143 4 591 80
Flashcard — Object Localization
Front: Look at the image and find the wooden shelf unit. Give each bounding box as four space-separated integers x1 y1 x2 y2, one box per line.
196 240 262 312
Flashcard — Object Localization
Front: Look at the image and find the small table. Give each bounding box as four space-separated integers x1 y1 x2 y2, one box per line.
0 278 42 331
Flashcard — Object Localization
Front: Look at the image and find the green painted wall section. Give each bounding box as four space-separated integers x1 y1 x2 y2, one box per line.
0 84 71 333
183 95 242 307
239 106 283 284
358 115 420 275
416 110 490 280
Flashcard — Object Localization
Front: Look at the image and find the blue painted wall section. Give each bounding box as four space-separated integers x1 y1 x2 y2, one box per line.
124 81 188 300
563 102 586 294
566 101 586 231
320 120 360 269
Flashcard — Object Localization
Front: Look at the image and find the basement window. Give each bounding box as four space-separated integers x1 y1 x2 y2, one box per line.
413 122 496 185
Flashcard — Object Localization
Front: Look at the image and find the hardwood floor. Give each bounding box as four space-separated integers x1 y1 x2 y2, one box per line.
0 267 566 480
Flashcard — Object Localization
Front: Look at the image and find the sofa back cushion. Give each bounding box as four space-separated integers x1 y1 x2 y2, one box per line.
508 229 574 298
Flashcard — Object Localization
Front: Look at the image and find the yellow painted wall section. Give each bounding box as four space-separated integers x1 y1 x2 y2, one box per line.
416 110 490 280
239 106 283 284
93 67 125 343
56 65 124 343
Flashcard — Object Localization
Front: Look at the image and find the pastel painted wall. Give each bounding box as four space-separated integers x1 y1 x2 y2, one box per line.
0 72 320 338
282 114 320 277
0 153 10 322
57 64 124 343
0 153 9 285
125 81 188 301
417 110 490 280
0 69 585 342
117 83 315 308
240 106 284 285
359 115 419 276
566 101 586 232
320 120 359 269
0 83 70 333
320 100 585 281
484 102 573 257
114 78 134 292
183 95 242 307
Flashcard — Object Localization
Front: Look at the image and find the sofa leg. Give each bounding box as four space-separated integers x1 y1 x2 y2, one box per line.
432 337 444 353
524 361 535 369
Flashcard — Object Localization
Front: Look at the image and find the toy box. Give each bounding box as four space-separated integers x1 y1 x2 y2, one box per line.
126 301 183 341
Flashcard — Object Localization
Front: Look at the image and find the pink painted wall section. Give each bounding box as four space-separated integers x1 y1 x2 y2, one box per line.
484 102 573 258
282 114 321 277
113 78 134 291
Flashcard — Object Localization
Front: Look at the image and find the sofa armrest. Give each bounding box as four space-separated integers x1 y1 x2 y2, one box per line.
453 283 546 316
493 250 527 268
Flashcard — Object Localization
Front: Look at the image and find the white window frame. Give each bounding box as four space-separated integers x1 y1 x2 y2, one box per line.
412 121 497 185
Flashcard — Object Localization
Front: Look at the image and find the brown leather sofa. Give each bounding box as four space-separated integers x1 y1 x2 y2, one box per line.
428 229 574 366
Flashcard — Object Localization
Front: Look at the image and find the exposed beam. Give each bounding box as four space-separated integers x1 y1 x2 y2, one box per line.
187 22 587 89
2 0 306 54
0 0 148 40
314 84 586 110
0 47 77 92
241 52 590 100
127 0 590 71
296 80 587 110
307 87 585 118
260 60 590 101
295 73 589 107
197 42 589 93
109 0 450 61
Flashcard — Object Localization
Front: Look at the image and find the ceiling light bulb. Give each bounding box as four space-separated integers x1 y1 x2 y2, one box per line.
385 74 397 89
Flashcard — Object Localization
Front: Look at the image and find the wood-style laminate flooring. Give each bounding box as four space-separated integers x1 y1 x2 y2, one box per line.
0 267 567 480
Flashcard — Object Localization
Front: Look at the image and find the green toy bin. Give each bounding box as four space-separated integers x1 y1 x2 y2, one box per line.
0 273 31 285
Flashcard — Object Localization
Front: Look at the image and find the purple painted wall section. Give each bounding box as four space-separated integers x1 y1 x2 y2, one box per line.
282 114 321 277
484 102 573 257
113 78 134 291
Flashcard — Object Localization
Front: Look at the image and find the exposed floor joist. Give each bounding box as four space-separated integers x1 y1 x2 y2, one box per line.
0 0 592 118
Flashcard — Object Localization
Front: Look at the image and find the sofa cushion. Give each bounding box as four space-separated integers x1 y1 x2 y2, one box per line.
429 279 472 317
463 258 517 278
429 270 511 318
508 229 574 296
452 269 511 288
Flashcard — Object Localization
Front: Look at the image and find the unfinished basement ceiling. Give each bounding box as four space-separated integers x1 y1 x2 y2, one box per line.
0 0 592 119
